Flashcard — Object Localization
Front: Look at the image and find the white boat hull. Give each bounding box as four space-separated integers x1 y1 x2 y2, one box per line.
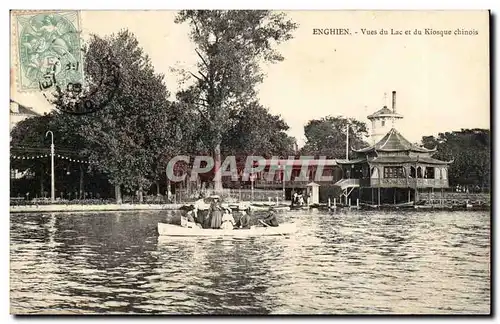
157 222 297 237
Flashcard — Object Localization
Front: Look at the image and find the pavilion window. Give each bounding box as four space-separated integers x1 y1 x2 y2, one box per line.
441 168 447 180
424 167 435 179
410 166 416 178
362 166 369 178
417 166 423 178
352 165 363 179
384 166 405 178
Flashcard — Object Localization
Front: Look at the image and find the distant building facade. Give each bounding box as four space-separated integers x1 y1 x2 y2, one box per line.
10 99 40 132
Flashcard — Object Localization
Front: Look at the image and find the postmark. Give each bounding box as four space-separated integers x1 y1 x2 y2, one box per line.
12 10 121 115
46 46 121 115
14 11 83 92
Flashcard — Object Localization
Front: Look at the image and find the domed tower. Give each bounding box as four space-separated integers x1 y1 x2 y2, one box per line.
367 91 403 145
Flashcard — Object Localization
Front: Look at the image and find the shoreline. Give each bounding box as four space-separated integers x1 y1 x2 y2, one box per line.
9 202 489 214
9 201 290 214
9 203 185 213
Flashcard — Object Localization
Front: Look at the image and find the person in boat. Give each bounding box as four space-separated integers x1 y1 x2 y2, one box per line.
261 208 279 227
235 208 252 229
220 207 236 230
209 200 223 229
193 198 208 226
186 205 196 222
200 198 214 229
202 206 212 229
181 205 200 228
188 206 204 229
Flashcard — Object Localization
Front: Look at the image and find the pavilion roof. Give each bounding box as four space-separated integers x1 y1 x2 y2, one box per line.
353 128 436 154
335 155 452 165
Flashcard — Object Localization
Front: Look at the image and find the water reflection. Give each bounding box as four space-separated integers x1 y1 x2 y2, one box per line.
10 210 490 314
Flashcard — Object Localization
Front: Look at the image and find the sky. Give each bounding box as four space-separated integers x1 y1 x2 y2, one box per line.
10 10 490 147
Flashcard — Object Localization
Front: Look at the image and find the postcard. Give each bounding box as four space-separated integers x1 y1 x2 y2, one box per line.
9 10 490 315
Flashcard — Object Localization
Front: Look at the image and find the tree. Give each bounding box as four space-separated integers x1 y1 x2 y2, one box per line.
301 116 369 158
10 114 53 197
10 112 102 199
53 30 179 203
222 101 295 158
175 10 297 191
421 129 490 189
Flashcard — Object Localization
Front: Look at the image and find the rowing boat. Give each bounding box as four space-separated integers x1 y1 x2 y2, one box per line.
157 222 297 237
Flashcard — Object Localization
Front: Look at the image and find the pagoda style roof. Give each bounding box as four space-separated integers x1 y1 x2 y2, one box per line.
367 106 403 120
353 128 436 154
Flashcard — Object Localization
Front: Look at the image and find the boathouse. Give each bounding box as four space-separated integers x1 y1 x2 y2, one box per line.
334 91 452 206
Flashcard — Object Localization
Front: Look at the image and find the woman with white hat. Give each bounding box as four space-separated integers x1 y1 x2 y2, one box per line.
220 207 235 230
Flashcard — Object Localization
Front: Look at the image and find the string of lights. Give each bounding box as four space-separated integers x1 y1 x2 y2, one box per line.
11 154 94 164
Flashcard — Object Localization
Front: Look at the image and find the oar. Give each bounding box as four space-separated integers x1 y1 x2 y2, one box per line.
258 219 289 239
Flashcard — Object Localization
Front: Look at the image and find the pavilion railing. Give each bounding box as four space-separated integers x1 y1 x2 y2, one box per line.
369 178 449 188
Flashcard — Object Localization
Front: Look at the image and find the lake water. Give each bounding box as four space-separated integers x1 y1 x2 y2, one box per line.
10 209 490 315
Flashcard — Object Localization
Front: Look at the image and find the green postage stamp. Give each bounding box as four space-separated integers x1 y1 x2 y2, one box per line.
13 11 83 92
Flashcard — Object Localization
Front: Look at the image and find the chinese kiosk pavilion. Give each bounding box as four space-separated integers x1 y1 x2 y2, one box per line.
335 91 452 206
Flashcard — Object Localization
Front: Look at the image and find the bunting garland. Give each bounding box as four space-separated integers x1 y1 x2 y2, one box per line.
11 154 94 164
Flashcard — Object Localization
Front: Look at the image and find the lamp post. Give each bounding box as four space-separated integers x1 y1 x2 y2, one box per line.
45 130 55 203
345 123 349 161
281 164 286 201
250 173 255 202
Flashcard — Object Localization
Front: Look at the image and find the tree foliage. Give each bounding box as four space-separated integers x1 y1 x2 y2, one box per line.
301 116 369 158
10 114 53 182
422 129 490 188
33 30 185 202
10 112 100 198
175 10 297 190
72 30 183 201
222 101 296 158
